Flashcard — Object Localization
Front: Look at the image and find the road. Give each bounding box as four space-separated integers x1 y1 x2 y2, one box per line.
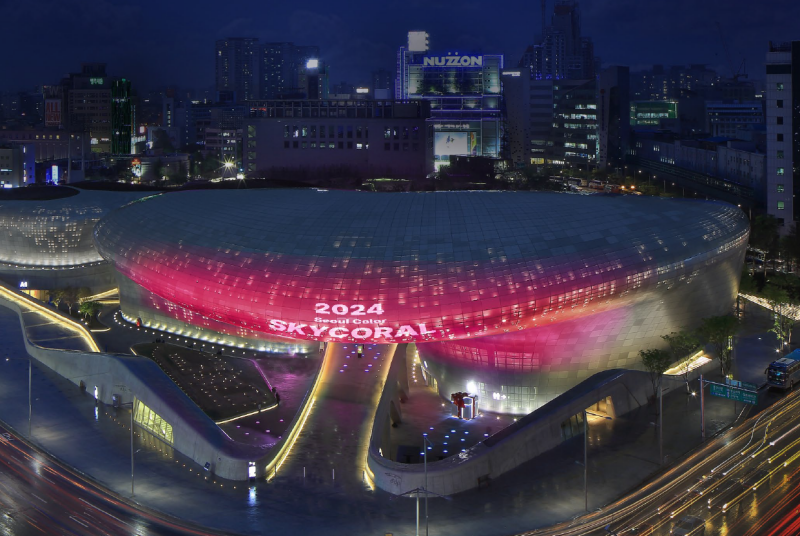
517 386 800 536
0 426 227 536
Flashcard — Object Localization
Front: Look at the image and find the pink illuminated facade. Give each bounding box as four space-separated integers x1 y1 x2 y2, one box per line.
95 189 749 412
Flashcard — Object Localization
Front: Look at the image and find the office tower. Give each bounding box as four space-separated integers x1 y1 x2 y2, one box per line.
597 66 630 168
765 42 796 230
520 0 598 81
111 79 133 155
61 63 112 153
215 38 259 103
260 43 320 99
298 59 329 100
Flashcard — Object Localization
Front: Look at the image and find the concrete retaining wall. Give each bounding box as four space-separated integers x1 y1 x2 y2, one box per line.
0 290 317 481
367 357 716 497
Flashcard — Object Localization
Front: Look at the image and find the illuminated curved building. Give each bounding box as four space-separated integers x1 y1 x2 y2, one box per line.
0 188 153 293
94 189 749 412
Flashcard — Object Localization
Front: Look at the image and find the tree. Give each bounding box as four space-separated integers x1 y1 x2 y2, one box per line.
152 129 175 154
79 301 103 321
662 331 700 393
62 286 79 316
779 223 800 272
154 158 165 183
739 267 758 294
77 287 91 303
697 315 739 378
640 348 672 400
763 284 795 352
49 289 65 309
750 215 780 273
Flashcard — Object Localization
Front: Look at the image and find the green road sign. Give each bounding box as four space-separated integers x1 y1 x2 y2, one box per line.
710 384 758 405
726 378 758 391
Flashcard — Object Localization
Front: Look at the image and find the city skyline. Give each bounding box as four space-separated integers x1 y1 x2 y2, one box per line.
2 0 798 92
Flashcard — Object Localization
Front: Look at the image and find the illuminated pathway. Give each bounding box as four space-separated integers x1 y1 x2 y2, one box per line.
273 342 396 489
0 283 97 353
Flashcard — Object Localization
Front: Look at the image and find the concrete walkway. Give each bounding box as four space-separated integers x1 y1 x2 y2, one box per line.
0 299 796 536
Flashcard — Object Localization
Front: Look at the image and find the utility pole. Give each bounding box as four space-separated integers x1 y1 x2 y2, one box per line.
658 381 663 466
700 375 705 441
584 410 613 511
584 412 588 512
28 359 31 437
119 400 137 496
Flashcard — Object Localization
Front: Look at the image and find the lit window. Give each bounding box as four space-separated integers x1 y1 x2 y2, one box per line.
777 82 784 91
777 184 785 193
777 167 785 175
133 398 173 445
778 201 785 210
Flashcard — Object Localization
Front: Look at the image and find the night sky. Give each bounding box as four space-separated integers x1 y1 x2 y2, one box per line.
1 0 797 92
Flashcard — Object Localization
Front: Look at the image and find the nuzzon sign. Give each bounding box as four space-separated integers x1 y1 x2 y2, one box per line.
422 55 483 67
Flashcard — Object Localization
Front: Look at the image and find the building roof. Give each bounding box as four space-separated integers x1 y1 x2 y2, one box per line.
94 189 749 343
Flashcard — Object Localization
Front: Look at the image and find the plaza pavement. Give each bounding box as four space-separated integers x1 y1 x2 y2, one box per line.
0 299 794 535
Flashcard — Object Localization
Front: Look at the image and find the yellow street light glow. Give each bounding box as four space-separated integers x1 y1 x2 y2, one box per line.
0 284 100 352
215 403 278 425
265 343 331 480
359 343 397 488
664 349 711 376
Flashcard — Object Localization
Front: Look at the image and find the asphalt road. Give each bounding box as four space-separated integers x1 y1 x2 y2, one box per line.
525 386 800 536
0 426 229 536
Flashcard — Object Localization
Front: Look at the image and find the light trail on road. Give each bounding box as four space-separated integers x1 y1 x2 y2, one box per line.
0 426 232 536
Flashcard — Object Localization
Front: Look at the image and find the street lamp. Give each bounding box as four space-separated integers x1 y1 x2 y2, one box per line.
5 357 32 437
119 400 138 497
398 485 450 536
584 409 613 512
422 433 434 536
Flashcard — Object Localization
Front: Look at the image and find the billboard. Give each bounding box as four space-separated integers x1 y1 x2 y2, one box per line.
435 132 469 156
45 99 62 127
435 132 478 156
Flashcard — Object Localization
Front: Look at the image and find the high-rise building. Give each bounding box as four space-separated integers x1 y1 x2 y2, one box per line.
396 31 503 170
298 59 329 100
519 0 598 81
61 63 112 153
508 1 603 170
765 42 796 230
260 43 320 99
111 79 133 155
505 70 608 169
630 64 721 102
597 66 630 168
371 69 393 99
215 38 259 103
